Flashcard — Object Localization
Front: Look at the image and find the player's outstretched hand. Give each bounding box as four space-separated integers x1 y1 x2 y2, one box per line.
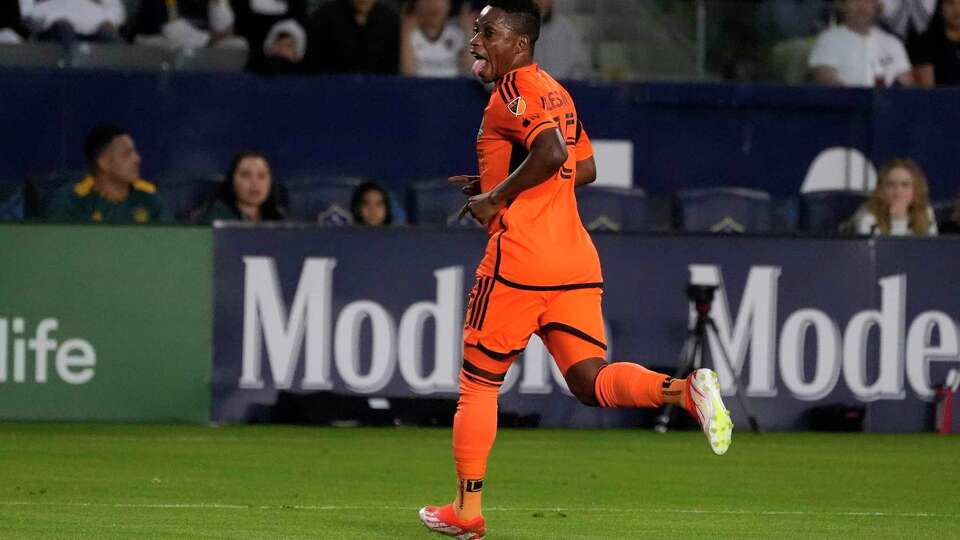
448 175 481 197
458 191 504 226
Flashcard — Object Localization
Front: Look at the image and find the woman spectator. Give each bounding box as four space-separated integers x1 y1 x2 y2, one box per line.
201 151 285 223
849 157 938 236
914 0 960 86
350 181 393 226
400 0 473 77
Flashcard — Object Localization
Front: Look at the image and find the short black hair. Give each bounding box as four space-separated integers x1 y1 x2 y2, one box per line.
84 123 129 173
487 0 541 44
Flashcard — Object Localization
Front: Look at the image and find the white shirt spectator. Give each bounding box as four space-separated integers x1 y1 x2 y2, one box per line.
20 0 125 35
853 206 938 235
809 25 912 87
410 22 464 78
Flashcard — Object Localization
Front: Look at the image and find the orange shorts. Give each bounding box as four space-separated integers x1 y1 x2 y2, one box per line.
462 274 606 376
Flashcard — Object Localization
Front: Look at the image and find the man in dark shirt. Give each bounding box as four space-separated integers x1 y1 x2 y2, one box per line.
305 0 399 74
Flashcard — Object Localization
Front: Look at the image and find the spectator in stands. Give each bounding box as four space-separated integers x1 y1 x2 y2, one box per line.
232 0 307 71
350 181 393 226
47 124 169 224
849 157 938 236
20 0 125 49
305 0 400 74
256 18 307 74
809 0 915 87
132 0 247 50
879 0 937 56
400 0 472 77
0 2 27 43
533 0 591 80
200 151 285 223
914 0 960 86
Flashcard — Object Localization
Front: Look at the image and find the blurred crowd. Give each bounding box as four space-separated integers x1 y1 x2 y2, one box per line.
0 0 591 79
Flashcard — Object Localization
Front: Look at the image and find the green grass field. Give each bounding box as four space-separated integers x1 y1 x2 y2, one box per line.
0 423 956 539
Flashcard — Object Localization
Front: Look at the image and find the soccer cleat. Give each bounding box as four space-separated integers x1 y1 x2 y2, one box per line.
684 368 733 455
419 504 486 540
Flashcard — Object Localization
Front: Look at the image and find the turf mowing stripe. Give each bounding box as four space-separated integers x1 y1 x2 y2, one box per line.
0 502 953 519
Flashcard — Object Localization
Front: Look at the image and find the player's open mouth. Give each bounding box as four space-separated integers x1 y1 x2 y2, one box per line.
471 53 488 79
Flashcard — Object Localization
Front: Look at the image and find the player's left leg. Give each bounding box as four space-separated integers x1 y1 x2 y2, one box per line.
540 288 732 455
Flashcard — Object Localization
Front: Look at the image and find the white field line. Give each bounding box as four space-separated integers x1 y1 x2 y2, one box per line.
0 502 953 519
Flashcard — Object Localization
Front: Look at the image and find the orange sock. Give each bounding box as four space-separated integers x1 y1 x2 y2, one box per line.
594 363 682 408
452 370 499 520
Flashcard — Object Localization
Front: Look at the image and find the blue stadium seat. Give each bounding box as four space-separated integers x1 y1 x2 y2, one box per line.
674 187 773 233
799 190 870 234
933 199 956 229
0 184 23 221
576 186 648 232
159 176 221 223
408 178 480 228
285 177 361 225
771 196 799 233
25 170 86 219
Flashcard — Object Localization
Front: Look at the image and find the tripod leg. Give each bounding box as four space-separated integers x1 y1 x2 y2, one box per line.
705 319 761 433
655 331 699 433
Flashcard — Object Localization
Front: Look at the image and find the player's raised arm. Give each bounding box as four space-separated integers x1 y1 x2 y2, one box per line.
460 127 567 224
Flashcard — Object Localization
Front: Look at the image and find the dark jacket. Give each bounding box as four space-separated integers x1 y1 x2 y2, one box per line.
305 0 399 74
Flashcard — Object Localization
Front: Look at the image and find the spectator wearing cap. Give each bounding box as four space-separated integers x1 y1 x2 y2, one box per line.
47 124 170 224
232 0 307 71
256 18 307 74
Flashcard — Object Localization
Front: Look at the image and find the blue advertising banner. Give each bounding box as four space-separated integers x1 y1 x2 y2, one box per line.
212 225 960 431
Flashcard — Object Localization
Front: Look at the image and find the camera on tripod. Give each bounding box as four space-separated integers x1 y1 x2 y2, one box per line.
686 284 717 316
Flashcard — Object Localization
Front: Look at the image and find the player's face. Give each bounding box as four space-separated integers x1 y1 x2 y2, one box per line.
99 135 141 184
359 189 388 226
881 167 915 209
943 0 960 30
233 157 272 208
469 7 522 83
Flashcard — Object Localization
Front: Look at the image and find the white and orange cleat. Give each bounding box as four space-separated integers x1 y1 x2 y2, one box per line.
418 504 486 540
684 368 733 455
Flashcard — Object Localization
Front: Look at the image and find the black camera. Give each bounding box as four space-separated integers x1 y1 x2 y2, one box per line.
686 284 718 306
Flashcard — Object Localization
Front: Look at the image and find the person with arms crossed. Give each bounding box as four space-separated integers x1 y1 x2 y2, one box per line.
419 2 732 538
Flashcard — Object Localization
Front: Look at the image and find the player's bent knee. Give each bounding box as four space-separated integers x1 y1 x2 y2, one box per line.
564 358 606 407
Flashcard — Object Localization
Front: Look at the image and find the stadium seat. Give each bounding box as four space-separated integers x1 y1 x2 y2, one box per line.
933 199 956 229
285 177 361 225
69 44 171 71
771 196 799 233
174 47 248 73
0 183 23 221
576 185 648 232
0 43 65 69
158 176 221 223
408 178 480 228
801 147 877 193
24 170 86 219
799 190 870 234
674 187 773 233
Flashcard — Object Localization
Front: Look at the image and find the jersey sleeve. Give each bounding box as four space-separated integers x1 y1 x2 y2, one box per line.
488 73 558 149
574 120 593 161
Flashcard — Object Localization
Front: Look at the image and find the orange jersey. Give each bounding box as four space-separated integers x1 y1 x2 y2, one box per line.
474 64 602 289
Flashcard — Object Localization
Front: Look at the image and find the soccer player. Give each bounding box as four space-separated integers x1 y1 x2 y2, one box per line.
419 2 733 538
